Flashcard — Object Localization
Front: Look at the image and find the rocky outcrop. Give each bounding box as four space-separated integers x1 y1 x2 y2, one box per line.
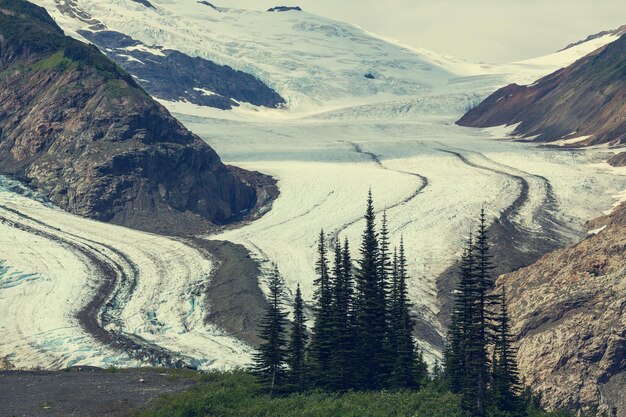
608 152 626 167
458 33 626 146
267 6 302 12
559 24 626 52
197 1 220 11
76 30 285 110
497 202 626 416
131 0 155 9
0 0 266 235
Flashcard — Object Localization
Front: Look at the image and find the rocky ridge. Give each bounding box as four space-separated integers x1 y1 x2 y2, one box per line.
458 32 626 146
76 30 286 110
0 0 268 235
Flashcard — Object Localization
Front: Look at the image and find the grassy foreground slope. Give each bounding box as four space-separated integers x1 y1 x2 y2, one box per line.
134 371 574 417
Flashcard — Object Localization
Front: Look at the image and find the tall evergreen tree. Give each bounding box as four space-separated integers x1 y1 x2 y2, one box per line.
389 237 417 388
341 237 358 389
490 286 524 416
253 265 288 394
288 283 308 392
328 239 348 390
473 208 495 416
309 229 334 388
353 190 384 389
444 232 474 395
445 211 497 417
389 247 400 359
377 211 394 381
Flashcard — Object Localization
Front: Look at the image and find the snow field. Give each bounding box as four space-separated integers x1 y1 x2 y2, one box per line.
0 184 251 370
7 0 625 367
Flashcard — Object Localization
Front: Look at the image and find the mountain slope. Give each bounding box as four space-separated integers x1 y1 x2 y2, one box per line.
35 0 459 112
75 29 285 110
457 32 626 146
0 0 262 234
559 24 626 51
497 202 626 415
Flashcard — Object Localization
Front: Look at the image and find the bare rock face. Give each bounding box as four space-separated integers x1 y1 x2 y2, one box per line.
0 0 261 234
497 203 626 416
458 33 626 146
608 152 626 167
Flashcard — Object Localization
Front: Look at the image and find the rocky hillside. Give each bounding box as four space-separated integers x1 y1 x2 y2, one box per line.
497 202 626 416
458 32 626 146
75 30 285 110
0 0 265 234
560 24 626 51
608 152 626 167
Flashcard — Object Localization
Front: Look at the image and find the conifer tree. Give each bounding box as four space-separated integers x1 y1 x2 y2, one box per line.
309 229 334 388
377 211 394 381
389 247 400 358
413 343 429 388
432 358 443 381
328 240 347 390
490 286 524 415
443 311 463 393
341 237 358 389
288 283 308 392
445 212 498 417
444 232 474 395
353 190 384 389
253 265 288 394
473 208 495 416
389 237 417 388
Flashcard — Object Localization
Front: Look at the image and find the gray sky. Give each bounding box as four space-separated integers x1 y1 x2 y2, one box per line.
225 0 626 62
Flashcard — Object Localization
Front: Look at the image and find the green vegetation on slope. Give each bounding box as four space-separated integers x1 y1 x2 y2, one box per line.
133 371 577 417
135 370 462 417
1 0 141 90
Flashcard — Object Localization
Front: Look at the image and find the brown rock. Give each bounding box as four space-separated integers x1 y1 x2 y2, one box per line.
497 204 626 415
608 152 626 167
0 0 264 235
458 33 626 146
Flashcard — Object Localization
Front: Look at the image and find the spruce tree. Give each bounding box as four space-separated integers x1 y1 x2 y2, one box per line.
328 240 347 390
432 358 443 381
445 212 497 417
341 237 358 389
288 283 308 392
413 343 429 388
353 190 384 389
253 265 288 394
389 237 417 388
308 229 334 388
444 232 474 395
473 208 495 416
490 286 524 416
377 211 394 381
389 247 400 360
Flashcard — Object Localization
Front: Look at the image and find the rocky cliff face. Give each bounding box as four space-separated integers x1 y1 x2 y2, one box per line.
76 30 285 110
497 203 626 416
608 152 626 167
0 0 262 234
458 33 626 146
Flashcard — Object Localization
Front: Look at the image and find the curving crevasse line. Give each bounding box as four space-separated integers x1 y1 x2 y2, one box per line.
328 141 429 246
0 204 198 368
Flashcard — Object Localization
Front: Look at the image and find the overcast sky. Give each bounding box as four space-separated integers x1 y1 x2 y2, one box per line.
225 0 626 62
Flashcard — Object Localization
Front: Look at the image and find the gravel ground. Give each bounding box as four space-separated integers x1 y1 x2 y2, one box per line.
0 367 196 417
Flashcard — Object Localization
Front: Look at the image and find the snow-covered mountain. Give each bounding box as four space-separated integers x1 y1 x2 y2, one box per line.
2 0 625 376
34 0 619 114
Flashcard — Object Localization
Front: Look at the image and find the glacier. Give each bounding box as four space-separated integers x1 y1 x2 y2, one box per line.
1 0 624 368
